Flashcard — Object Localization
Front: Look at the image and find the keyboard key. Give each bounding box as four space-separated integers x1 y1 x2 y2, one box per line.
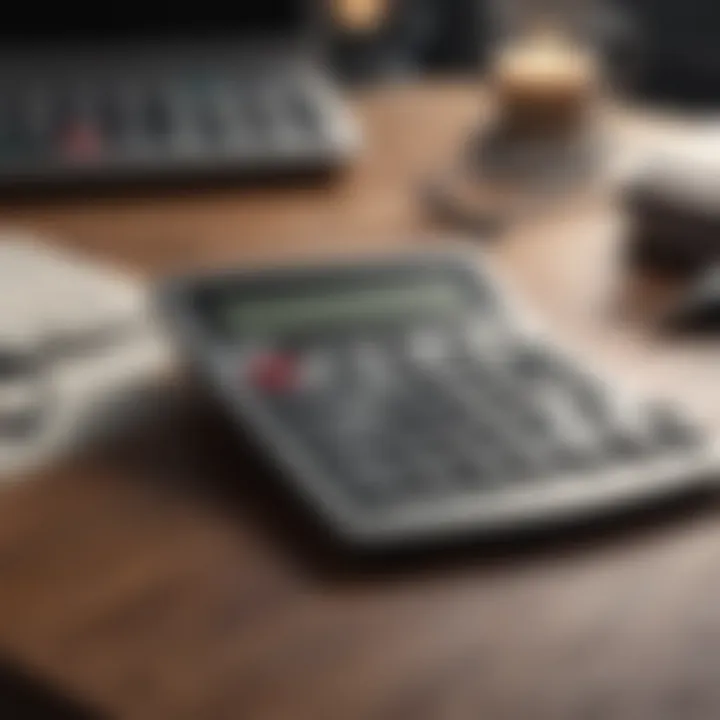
0 95 44 158
95 93 131 144
195 105 224 143
143 93 174 140
248 351 302 394
238 87 271 134
406 327 451 367
287 90 321 133
58 122 103 162
22 90 53 149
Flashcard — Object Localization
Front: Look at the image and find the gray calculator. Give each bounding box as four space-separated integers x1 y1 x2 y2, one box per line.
160 252 718 548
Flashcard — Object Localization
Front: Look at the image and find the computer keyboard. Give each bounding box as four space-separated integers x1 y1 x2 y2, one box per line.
0 71 355 184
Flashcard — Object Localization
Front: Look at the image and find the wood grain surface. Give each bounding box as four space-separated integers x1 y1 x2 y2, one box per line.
0 82 719 720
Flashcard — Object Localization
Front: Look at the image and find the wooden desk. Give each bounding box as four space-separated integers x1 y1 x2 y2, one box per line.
1 83 720 720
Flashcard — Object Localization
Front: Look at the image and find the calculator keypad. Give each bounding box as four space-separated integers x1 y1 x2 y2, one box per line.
246 324 704 512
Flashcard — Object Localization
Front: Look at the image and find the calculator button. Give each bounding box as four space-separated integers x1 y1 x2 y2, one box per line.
348 469 402 506
351 342 394 384
406 328 450 366
301 350 336 392
447 447 505 487
574 387 614 429
288 91 321 133
606 431 650 461
464 319 509 360
647 405 701 449
248 352 300 394
550 440 601 473
510 344 559 379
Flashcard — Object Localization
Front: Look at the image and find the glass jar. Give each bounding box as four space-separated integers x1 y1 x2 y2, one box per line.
486 0 603 138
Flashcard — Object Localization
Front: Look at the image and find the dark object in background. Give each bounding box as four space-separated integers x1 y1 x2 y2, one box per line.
622 149 720 332
329 0 637 90
159 251 713 550
624 152 720 274
0 3 357 190
666 265 720 332
615 0 720 107
330 0 485 83
0 659 102 719
332 0 720 109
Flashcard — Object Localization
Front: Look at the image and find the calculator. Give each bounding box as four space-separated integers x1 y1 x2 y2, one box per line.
160 252 719 547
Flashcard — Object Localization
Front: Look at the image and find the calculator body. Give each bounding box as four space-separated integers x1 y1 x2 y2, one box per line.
160 252 719 548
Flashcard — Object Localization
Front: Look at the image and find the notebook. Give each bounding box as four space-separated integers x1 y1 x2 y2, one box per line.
0 234 171 476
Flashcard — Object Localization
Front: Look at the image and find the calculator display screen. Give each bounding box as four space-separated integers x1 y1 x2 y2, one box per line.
217 283 466 336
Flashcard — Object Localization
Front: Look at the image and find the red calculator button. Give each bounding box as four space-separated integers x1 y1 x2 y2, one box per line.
248 353 299 393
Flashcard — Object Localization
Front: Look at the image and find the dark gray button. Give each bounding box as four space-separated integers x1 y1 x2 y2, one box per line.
648 405 701 449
